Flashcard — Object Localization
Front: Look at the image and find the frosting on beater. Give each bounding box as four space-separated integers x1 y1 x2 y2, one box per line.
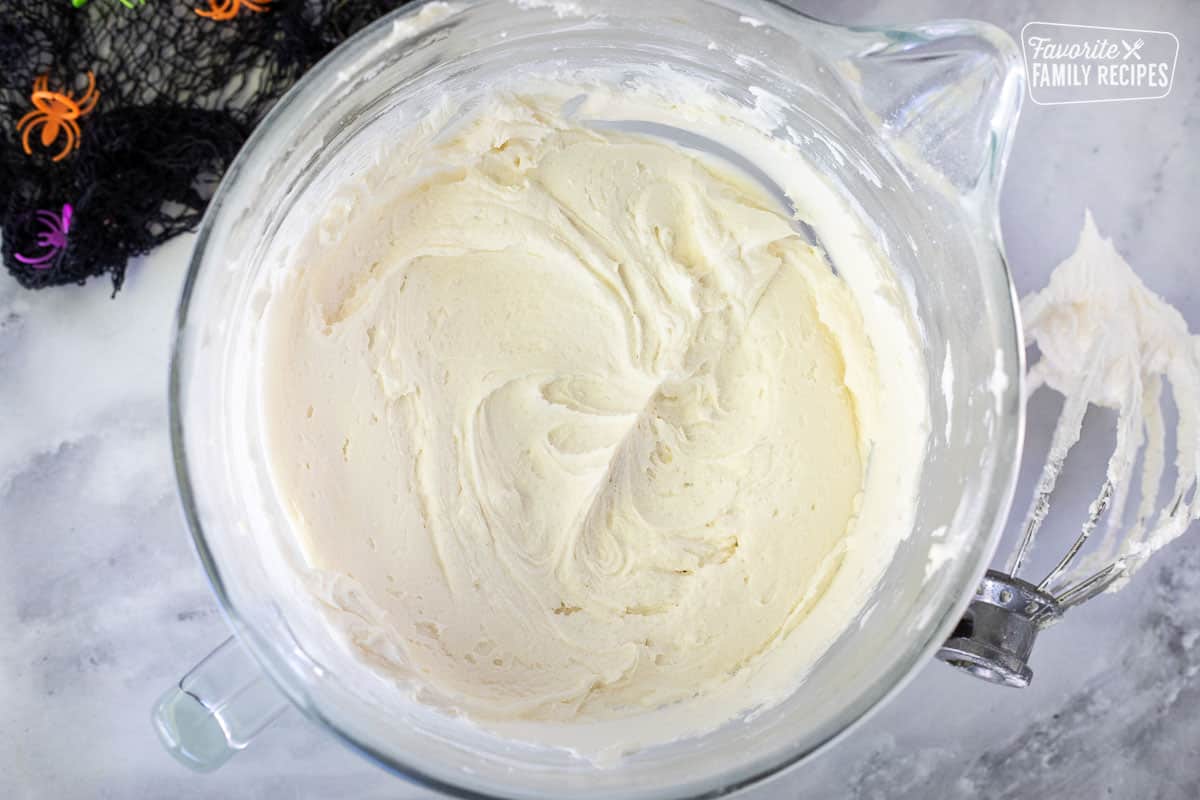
1023 211 1200 589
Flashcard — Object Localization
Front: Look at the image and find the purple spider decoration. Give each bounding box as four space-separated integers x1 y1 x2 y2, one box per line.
14 203 73 269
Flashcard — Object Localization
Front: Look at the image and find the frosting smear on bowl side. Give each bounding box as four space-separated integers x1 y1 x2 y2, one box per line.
258 83 928 742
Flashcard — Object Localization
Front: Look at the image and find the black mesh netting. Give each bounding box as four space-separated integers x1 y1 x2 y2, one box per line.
0 0 403 292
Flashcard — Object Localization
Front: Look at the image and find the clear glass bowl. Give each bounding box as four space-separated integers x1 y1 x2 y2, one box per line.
155 1 1026 797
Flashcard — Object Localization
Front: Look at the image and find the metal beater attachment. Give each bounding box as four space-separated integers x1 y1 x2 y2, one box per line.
936 342 1133 688
934 392 1143 689
937 571 1059 688
935 481 1137 689
937 214 1200 688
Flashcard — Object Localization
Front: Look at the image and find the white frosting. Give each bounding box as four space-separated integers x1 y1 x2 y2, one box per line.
1022 211 1199 591
254 76 928 754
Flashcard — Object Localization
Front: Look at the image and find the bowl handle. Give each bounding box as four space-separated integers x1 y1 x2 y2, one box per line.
152 636 289 772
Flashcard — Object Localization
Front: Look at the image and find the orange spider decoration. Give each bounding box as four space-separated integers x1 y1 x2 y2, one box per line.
17 71 99 162
195 0 270 21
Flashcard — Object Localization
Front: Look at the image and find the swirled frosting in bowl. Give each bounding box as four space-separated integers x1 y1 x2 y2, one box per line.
257 79 928 749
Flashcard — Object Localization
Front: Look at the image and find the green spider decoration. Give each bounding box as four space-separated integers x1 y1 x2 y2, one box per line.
72 0 146 8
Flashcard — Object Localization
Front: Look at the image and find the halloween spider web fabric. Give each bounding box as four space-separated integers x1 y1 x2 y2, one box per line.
0 0 401 291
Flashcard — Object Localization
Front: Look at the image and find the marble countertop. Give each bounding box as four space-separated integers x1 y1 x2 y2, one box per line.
3 1 1197 798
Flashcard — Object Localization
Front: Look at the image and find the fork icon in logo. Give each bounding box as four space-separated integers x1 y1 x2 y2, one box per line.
1121 38 1145 60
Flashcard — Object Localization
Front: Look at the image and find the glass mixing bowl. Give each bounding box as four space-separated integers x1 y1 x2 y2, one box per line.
153 1 1026 797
